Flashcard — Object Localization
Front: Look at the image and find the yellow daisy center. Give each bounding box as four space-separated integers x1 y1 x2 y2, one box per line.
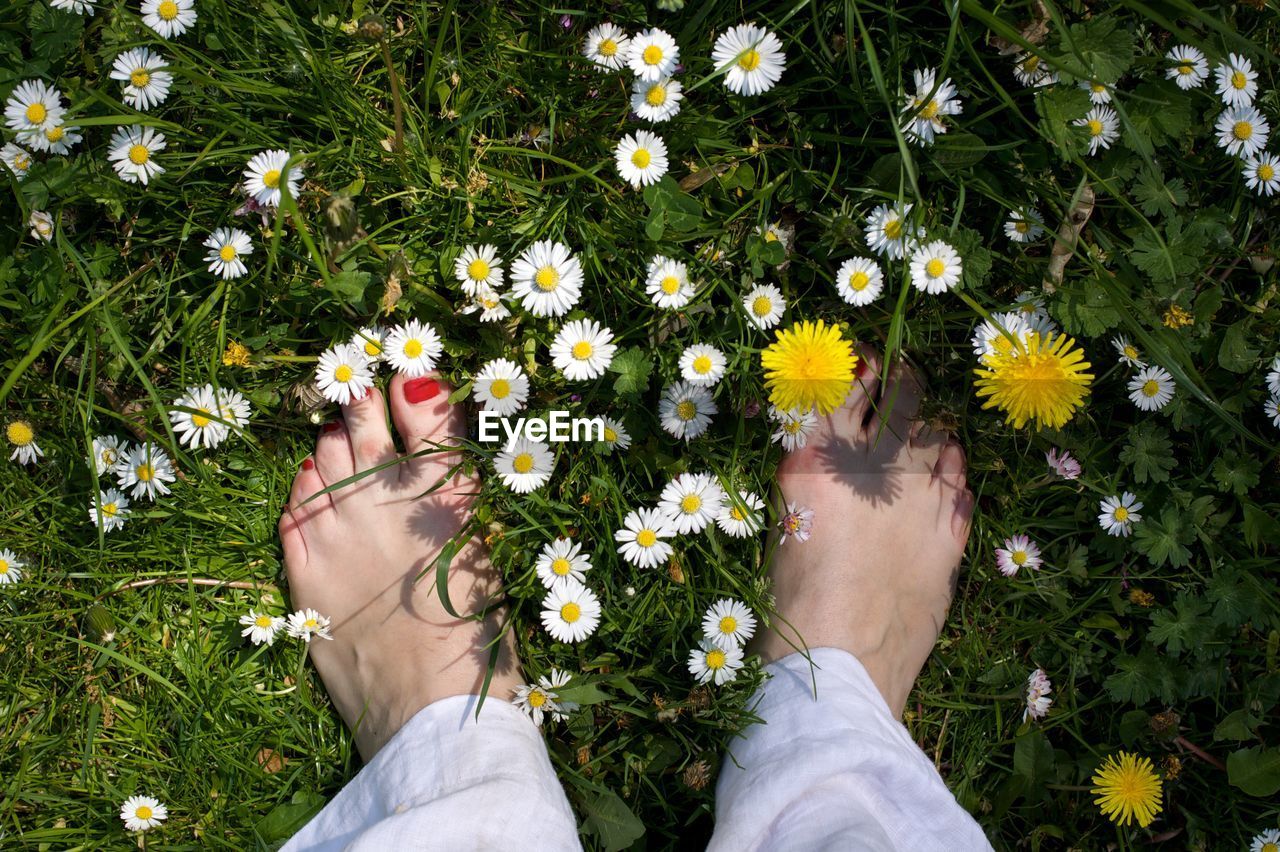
262 168 281 189
738 49 761 72
1177 62 1193 75
603 426 617 442
705 649 727 669
192 408 212 428
925 258 946 278
304 617 318 629
131 68 151 87
534 265 559 291
25 103 46 124
101 449 118 466
158 0 178 20
0 561 8 574
136 806 153 820
1086 119 1103 136
136 463 154 482
660 275 680 294
1261 844 1277 852
598 38 617 58
883 218 902 239
572 341 594 360
636 529 657 547
402 339 423 359
1232 70 1248 90
1091 83 1106 93
1233 121 1253 140
848 271 870 291
729 506 745 521
489 378 510 399
642 45 663 66
1124 345 1139 359
680 494 702 514
761 319 859 416
1012 550 1028 565
363 339 382 356
919 99 939 119
128 144 150 165
692 355 713 375
751 296 773 317
1142 379 1160 397
1015 221 1029 234
102 502 119 516
675 400 697 421
467 258 490 281
513 453 534 474
334 364 354 383
45 125 64 142
255 615 273 628
560 602 581 623
1023 56 1041 72
645 85 667 106
1259 164 1276 181
528 689 547 707
783 420 803 435
719 616 738 634
7 421 34 446
219 244 237 262
551 558 572 576
1114 506 1130 522
15 153 30 170
630 148 651 169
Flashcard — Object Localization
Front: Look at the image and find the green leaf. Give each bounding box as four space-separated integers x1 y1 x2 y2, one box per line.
1218 321 1261 374
1132 170 1187 219
255 791 327 842
1118 422 1176 484
1211 453 1261 496
1206 568 1258 627
579 788 646 851
1242 502 1280 550
950 225 993 290
556 682 612 705
1013 729 1054 786
608 348 652 395
1147 593 1209 656
325 269 371 303
1213 709 1261 742
1035 85 1092 159
1052 276 1121 337
1127 218 1206 288
1132 507 1194 568
1104 651 1162 705
1058 17 1135 83
1227 746 1280 797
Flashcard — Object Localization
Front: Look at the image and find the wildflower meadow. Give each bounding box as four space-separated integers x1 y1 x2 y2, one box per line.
3 0 1280 848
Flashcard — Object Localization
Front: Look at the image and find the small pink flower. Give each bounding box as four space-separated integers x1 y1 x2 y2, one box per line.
779 503 814 544
1024 667 1053 721
1045 447 1081 480
995 534 1042 577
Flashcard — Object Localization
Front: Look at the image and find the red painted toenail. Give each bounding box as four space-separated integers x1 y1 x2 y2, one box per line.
322 421 341 433
301 458 315 470
404 377 441 404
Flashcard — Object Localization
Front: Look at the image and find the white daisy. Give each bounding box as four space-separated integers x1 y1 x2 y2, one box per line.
715 490 765 538
110 48 172 110
627 27 679 82
1098 492 1142 537
4 79 64 137
645 255 695 309
631 76 683 123
688 638 744 686
769 405 818 452
971 312 1034 358
1112 335 1146 368
459 284 512 323
28 211 54 242
472 358 529 416
711 23 786 96
583 23 630 72
1264 394 1280 429
1045 447 1082 480
243 149 301 208
909 240 963 294
599 416 632 453
742 283 785 329
1267 355 1280 396
679 344 727 386
658 381 717 441
51 0 95 13
834 257 884 306
494 436 554 494
703 598 757 648
864 203 920 260
116 442 175 501
1250 829 1280 852
1004 208 1046 243
1 142 33 180
349 326 386 364
761 221 793 254
119 795 167 832
1215 53 1257 108
7 420 43 465
901 67 962 145
540 579 601 643
1245 153 1280 196
550 318 617 381
535 537 593 588
1012 52 1057 88
513 668 578 726
285 607 333 642
107 125 166 185
1216 106 1269 158
0 548 24 586
1076 106 1119 156
454 244 503 295
141 0 196 39
1079 80 1112 105
169 384 228 449
314 343 374 406
202 227 253 280
995 534 1042 577
615 130 668 188
92 436 126 476
1165 45 1208 90
615 507 676 569
1129 365 1175 411
29 121 82 155
656 472 724 535
1024 668 1053 722
239 609 285 646
779 503 815 543
384 319 443 377
216 387 252 434
510 240 584 317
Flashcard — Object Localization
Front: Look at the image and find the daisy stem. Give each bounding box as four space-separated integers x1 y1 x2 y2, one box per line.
380 37 405 154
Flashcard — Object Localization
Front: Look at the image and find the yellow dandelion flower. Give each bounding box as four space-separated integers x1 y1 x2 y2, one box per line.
1091 751 1163 828
973 332 1093 429
223 340 252 367
760 319 859 415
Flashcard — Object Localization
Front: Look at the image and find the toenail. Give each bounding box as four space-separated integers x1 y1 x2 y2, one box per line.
301 457 315 470
403 376 441 404
322 421 341 433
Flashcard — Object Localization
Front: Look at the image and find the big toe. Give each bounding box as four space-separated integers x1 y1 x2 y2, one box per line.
387 373 468 491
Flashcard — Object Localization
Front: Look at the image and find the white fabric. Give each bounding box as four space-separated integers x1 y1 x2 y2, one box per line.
286 648 990 851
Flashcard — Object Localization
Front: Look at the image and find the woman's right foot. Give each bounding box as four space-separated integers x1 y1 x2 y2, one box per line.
755 348 975 717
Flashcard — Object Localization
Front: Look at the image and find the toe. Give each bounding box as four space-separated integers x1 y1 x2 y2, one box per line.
870 358 923 440
933 441 974 542
387 372 467 487
910 422 949 473
839 343 882 426
314 420 356 486
281 459 332 572
343 386 397 471
933 440 967 489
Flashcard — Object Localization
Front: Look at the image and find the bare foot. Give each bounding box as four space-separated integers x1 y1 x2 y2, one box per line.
279 373 522 760
755 347 974 717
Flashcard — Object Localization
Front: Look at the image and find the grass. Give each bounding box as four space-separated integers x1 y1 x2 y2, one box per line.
3 0 1280 848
